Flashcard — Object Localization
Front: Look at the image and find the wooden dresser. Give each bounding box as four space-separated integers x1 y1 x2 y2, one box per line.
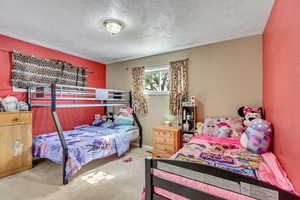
152 126 182 158
0 112 32 177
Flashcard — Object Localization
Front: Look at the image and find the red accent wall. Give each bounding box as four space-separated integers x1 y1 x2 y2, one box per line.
0 34 106 136
263 0 300 192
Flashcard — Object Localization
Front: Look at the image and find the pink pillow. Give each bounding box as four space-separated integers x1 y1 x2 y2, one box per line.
202 117 243 138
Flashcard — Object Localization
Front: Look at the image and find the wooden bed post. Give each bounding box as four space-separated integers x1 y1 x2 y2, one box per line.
50 84 69 185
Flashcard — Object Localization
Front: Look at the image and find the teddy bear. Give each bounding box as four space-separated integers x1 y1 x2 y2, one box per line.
92 114 104 126
238 106 263 127
240 119 273 154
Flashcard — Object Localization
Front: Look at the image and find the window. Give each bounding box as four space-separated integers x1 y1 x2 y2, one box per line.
144 66 170 95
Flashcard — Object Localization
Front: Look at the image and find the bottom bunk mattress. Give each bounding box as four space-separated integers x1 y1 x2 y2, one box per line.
33 127 130 179
143 135 296 200
74 124 139 141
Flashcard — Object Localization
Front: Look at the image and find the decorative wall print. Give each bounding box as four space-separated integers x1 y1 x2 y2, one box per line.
12 51 88 88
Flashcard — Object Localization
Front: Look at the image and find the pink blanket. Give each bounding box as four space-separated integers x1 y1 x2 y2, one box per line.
142 135 296 200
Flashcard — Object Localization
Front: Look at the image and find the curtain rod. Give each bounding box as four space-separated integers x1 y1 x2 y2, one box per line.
0 47 94 73
125 58 190 71
0 47 11 52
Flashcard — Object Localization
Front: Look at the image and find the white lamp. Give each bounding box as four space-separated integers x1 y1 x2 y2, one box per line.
103 19 124 35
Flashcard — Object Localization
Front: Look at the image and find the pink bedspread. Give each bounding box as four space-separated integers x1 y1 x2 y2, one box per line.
142 135 296 200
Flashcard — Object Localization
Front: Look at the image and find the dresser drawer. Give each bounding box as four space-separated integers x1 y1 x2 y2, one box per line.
0 112 32 127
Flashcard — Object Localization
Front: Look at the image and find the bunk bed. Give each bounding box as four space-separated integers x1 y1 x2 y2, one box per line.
144 135 300 200
27 84 142 185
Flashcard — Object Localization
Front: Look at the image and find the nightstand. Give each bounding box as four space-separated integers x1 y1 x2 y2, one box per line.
152 126 182 158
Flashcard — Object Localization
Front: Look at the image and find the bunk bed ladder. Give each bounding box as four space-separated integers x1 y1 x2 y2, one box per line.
50 84 69 185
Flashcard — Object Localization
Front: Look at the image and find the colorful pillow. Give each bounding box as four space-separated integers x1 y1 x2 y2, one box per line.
202 117 243 138
240 119 273 154
114 107 134 125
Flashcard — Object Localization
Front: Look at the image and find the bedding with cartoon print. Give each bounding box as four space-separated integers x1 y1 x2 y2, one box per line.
172 135 262 178
142 135 296 200
33 128 130 179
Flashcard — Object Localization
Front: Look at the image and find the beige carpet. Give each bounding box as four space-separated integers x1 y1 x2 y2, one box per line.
0 147 150 200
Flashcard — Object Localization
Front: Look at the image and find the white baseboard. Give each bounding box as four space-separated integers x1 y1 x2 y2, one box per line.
142 145 153 152
131 143 153 152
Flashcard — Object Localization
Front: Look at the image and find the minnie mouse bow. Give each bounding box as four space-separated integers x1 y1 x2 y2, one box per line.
243 106 261 114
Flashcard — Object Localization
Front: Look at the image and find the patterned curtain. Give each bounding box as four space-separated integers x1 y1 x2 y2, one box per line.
169 59 189 116
131 67 148 115
12 51 88 88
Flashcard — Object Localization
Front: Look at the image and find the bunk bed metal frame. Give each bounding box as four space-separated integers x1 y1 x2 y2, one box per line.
145 157 300 200
27 83 142 185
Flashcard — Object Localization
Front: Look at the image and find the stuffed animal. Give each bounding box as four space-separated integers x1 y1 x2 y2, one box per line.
106 112 114 122
0 98 4 112
1 96 19 112
240 119 272 154
93 114 104 126
196 122 204 135
238 106 263 127
18 101 29 111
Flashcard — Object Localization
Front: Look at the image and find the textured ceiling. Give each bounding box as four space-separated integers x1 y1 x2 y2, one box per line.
0 0 274 64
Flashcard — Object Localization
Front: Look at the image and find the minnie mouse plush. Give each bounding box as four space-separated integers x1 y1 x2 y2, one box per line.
238 106 264 127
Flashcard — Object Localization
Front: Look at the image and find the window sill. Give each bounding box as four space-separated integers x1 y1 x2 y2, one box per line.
13 87 27 92
144 92 169 96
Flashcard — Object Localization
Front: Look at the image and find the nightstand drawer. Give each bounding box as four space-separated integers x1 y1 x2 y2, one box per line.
154 143 175 153
154 130 173 138
152 150 172 158
154 136 174 145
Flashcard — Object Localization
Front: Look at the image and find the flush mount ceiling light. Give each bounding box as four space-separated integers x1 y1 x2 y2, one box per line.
103 19 124 35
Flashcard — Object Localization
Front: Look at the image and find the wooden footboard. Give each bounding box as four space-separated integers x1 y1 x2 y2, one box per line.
145 157 300 200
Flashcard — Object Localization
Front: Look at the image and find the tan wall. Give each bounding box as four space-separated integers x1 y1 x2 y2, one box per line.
107 35 263 146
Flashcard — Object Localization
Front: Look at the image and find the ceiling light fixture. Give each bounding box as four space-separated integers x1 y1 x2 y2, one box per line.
103 19 124 35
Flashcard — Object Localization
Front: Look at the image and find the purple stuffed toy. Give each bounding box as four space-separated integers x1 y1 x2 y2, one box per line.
240 119 273 154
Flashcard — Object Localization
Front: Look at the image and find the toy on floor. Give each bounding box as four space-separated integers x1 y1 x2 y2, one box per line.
238 106 263 127
123 157 132 163
240 119 273 154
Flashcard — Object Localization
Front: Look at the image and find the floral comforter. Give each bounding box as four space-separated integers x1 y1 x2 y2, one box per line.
33 127 130 178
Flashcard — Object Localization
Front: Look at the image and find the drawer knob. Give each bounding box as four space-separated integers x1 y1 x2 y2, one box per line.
12 118 19 122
